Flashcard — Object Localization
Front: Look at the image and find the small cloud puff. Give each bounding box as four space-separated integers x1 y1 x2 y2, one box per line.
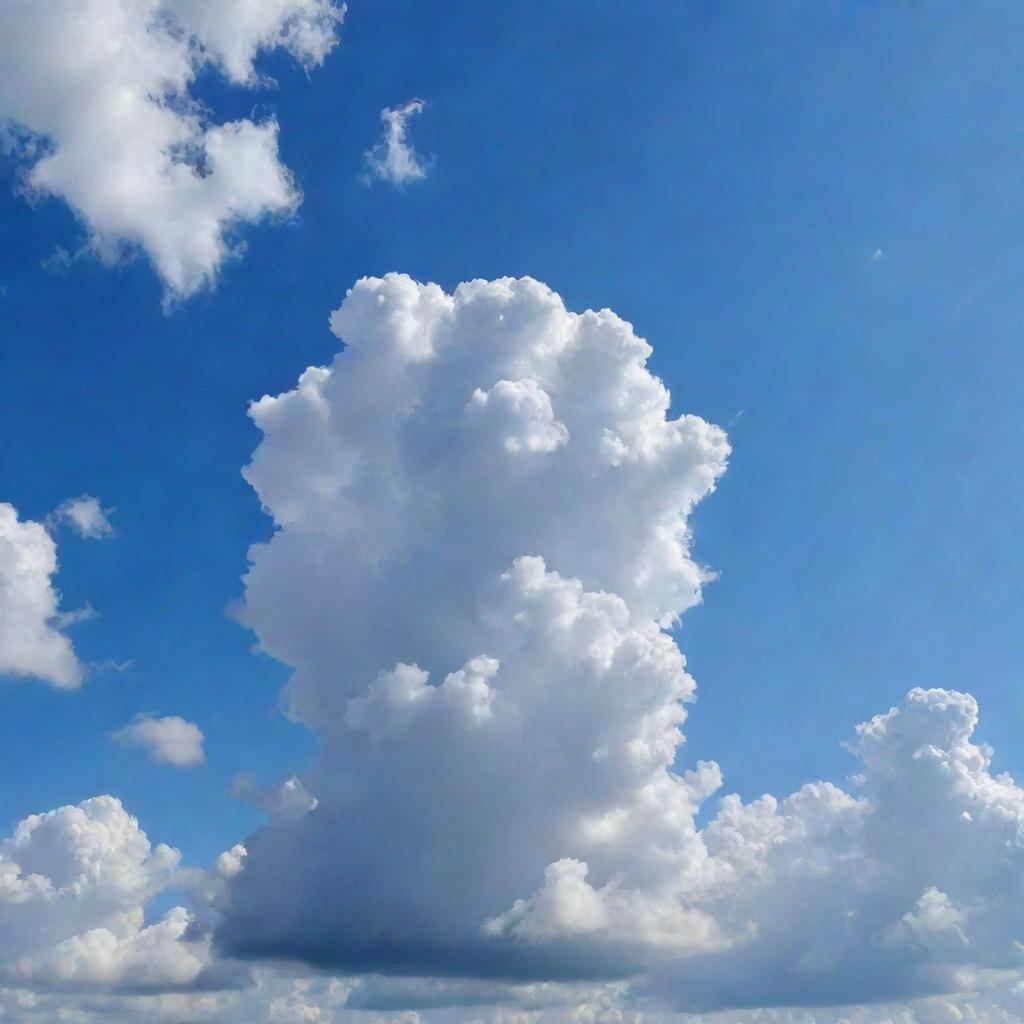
49 494 116 539
363 99 430 188
112 714 206 767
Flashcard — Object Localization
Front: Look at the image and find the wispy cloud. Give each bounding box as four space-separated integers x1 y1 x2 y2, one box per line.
362 99 431 188
48 494 116 540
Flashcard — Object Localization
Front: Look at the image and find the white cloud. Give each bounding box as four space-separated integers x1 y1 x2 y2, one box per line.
209 275 1024 1018
641 685 1024 1010
48 494 115 540
220 273 730 973
164 0 343 85
0 501 85 688
0 0 343 302
363 100 430 187
0 796 206 991
112 714 206 767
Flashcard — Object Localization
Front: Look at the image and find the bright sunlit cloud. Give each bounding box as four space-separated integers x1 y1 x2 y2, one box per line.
0 0 343 303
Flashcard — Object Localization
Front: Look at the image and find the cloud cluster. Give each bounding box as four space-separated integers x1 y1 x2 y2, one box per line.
0 0 343 301
0 501 84 688
0 707 1021 1019
363 100 430 187
211 276 1024 1017
0 796 206 991
643 686 1024 1011
112 713 206 768
4 278 1021 1024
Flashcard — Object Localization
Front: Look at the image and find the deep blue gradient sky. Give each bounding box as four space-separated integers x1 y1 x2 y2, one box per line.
2 0 1023 870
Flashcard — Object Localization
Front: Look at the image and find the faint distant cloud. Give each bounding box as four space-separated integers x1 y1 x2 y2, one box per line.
53 603 99 628
112 713 205 767
232 772 319 821
40 243 90 275
870 247 885 261
48 494 115 539
363 99 430 188
87 658 135 676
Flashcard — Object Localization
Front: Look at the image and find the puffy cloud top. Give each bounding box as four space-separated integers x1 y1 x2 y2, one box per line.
0 0 342 302
0 796 205 989
240 274 729 731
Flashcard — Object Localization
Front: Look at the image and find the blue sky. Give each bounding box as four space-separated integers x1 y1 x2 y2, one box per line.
1 3 1024 1020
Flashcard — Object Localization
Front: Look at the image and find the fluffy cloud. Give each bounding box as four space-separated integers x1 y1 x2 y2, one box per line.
219 273 730 972
0 784 1020 1022
48 494 115 540
363 100 429 187
112 714 206 767
641 686 1024 1011
0 501 85 688
0 0 342 302
214 275 1024 1017
0 796 207 991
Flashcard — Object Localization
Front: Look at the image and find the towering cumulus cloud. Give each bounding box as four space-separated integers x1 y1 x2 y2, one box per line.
223 274 731 974
219 275 1024 1014
0 0 342 301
